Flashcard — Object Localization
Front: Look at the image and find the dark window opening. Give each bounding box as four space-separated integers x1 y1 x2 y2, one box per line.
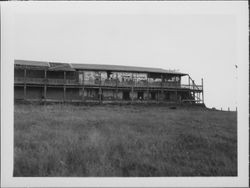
151 92 156 100
137 92 144 100
123 91 130 100
165 92 170 100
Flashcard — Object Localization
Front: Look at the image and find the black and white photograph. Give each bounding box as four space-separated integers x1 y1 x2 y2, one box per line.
1 1 248 187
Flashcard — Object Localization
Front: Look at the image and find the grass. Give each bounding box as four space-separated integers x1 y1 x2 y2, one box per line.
14 104 237 177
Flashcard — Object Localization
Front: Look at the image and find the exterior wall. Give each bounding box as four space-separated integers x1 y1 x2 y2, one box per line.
14 65 200 103
26 87 43 99
84 88 98 100
14 69 24 77
117 91 123 100
66 88 81 100
46 87 64 100
47 71 64 79
14 86 24 99
26 70 44 78
102 89 115 100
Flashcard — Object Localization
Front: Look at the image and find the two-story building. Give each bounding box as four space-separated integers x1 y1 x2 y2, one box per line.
14 60 204 104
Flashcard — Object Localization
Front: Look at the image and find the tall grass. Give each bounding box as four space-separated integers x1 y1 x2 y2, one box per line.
14 104 237 176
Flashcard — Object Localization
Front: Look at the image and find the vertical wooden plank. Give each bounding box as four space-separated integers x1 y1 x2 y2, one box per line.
24 67 27 100
63 86 66 102
161 74 164 101
201 78 204 104
44 70 47 101
131 73 134 103
116 73 118 100
24 85 26 100
99 87 102 104
44 85 47 101
147 73 149 101
175 90 178 103
82 71 85 102
188 75 190 88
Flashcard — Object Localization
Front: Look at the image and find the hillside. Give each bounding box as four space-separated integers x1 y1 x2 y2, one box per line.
14 104 237 176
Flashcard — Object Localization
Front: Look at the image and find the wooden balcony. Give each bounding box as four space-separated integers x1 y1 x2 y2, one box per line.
14 77 203 91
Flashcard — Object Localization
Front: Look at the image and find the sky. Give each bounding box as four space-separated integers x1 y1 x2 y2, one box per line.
4 2 248 110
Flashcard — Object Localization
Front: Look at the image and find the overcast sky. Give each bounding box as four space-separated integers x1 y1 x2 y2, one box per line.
4 2 248 109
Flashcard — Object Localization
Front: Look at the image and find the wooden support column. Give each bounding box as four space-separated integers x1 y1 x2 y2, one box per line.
44 69 47 101
24 67 27 100
161 74 164 101
131 73 134 103
201 78 204 104
99 72 102 103
188 75 190 88
99 87 102 104
24 85 26 100
147 74 149 101
82 71 85 102
115 73 118 101
175 90 178 103
63 71 66 102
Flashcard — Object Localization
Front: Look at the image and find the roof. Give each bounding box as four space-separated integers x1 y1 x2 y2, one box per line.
14 59 187 75
72 64 186 75
14 60 50 67
48 62 75 71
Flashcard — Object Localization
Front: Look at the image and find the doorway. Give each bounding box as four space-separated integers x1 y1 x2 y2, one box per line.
137 91 144 100
123 91 130 100
151 92 156 100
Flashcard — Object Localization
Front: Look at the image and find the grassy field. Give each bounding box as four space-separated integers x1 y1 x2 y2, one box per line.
14 104 237 177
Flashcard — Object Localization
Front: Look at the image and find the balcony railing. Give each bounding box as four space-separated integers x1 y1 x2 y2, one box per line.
14 77 203 91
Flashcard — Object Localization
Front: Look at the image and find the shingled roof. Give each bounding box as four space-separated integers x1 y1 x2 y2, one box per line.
14 60 187 75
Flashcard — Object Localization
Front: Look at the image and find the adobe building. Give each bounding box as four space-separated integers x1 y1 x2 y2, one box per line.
14 60 204 104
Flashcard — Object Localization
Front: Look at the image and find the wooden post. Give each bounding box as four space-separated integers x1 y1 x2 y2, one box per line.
99 87 102 104
63 71 66 102
201 78 204 104
63 87 66 102
161 74 164 101
24 85 26 100
24 68 27 100
131 73 134 103
44 70 47 101
147 74 149 101
24 67 27 83
115 73 118 101
175 90 178 103
188 75 190 88
82 71 85 102
99 72 102 103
